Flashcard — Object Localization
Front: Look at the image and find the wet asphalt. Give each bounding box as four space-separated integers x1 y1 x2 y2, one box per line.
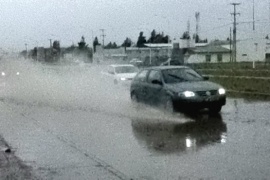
0 62 270 179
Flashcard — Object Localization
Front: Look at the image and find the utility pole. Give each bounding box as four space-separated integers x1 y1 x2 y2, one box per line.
49 39 52 54
195 12 200 43
100 29 106 48
231 3 240 63
187 20 190 48
253 0 255 31
230 27 232 62
269 0 270 23
91 30 94 48
49 39 52 48
168 36 170 66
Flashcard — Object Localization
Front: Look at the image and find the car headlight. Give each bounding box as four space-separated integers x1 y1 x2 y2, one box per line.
179 91 195 97
120 77 127 81
1 72 5 76
218 88 226 95
16 72 20 75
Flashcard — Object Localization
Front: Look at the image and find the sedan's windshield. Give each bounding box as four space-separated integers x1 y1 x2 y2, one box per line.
115 66 138 74
162 68 203 83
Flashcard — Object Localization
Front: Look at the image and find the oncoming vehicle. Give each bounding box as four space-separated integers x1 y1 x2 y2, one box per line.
0 69 20 88
130 66 226 113
105 64 139 85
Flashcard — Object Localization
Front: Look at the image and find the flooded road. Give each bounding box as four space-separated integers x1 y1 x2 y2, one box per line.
0 60 270 179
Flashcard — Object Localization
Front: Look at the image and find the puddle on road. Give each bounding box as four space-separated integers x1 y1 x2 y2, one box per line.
131 113 227 154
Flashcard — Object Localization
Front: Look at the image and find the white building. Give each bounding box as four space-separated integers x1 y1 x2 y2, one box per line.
185 43 231 64
235 36 270 62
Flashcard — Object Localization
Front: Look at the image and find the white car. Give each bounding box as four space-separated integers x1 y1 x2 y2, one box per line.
0 70 20 88
129 58 143 67
103 64 139 85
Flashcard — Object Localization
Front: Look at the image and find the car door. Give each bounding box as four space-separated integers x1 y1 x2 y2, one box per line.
145 70 165 106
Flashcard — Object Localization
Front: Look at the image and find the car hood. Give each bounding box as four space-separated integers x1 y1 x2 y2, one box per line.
165 81 223 92
116 73 137 79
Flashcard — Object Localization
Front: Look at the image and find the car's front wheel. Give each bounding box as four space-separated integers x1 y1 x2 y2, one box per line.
164 97 174 113
131 92 138 102
131 92 140 108
209 106 222 114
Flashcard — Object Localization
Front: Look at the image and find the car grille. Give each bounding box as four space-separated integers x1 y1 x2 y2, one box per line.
196 90 218 96
126 78 133 80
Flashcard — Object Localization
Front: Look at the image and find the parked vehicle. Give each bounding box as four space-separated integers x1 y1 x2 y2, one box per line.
103 64 139 85
130 66 226 113
129 58 143 67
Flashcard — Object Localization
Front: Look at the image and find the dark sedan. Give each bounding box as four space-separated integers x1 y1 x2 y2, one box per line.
130 66 226 113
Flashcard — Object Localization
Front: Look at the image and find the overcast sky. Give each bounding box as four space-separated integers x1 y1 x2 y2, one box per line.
0 0 269 51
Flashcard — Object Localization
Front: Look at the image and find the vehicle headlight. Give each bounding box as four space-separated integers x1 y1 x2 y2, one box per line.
218 88 226 95
179 91 195 97
120 77 127 81
16 72 20 75
1 72 5 76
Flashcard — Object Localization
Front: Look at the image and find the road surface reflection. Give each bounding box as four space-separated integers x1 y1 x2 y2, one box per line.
132 113 227 154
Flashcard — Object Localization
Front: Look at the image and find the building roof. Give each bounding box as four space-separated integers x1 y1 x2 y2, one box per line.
110 64 135 68
208 40 230 46
188 45 230 54
111 54 127 57
144 43 173 48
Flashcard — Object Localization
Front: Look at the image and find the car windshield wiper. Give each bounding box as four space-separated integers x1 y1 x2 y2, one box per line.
167 74 187 82
185 72 203 80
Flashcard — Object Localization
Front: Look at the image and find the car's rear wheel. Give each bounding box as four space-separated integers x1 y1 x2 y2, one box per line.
209 106 222 114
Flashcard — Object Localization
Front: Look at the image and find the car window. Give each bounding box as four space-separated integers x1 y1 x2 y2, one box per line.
162 68 203 83
134 70 148 82
148 70 162 83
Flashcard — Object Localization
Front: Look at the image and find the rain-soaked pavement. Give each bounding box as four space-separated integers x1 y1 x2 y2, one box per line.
0 60 270 179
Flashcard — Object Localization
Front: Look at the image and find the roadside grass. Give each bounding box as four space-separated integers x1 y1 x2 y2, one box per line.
189 62 270 100
197 69 270 77
209 76 270 94
188 61 270 70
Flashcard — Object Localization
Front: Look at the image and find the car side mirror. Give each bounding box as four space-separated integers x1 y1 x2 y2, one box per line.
203 76 209 80
152 79 163 85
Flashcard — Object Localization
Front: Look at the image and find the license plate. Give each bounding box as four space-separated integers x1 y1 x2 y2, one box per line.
205 96 217 102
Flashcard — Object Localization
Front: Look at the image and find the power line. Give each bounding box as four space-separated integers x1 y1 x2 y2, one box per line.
200 23 233 33
253 0 255 31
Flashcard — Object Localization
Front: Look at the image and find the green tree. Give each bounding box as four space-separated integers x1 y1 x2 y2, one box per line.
181 31 190 39
148 29 156 43
75 36 93 63
78 36 88 50
193 34 207 43
93 36 100 52
112 42 117 48
53 40 60 50
105 42 112 49
136 32 147 47
105 42 118 49
122 37 132 51
147 30 169 43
